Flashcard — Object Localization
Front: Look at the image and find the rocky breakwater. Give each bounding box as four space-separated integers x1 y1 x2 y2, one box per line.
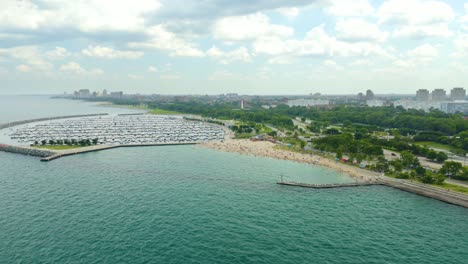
0 144 55 158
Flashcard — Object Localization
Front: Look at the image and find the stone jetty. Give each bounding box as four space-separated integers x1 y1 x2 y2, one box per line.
0 144 55 158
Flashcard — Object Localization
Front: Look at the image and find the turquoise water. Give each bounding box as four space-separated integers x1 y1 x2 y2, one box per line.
0 96 468 263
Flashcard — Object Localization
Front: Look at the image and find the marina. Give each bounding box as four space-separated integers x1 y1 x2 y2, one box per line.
4 114 225 146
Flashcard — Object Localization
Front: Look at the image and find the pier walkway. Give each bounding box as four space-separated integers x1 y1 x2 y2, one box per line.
277 181 381 188
277 176 468 208
40 142 198 161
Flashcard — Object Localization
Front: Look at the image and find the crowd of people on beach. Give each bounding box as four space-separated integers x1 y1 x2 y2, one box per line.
202 139 379 181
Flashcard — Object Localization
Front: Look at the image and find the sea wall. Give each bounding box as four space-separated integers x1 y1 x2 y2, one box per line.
0 113 109 130
0 144 55 158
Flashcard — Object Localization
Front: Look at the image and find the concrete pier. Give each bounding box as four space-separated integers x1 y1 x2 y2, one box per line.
277 177 468 208
277 181 381 188
40 142 198 161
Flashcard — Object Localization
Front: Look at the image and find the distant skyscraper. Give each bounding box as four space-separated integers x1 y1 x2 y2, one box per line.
78 89 90 98
102 89 108 97
240 99 248 109
431 89 446 101
366 90 374 100
416 89 430 101
357 92 365 101
450 87 466 101
110 91 123 99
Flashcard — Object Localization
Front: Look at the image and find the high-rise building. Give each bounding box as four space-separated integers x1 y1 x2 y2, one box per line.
431 89 446 101
78 89 90 98
416 89 430 101
110 91 123 99
441 102 468 115
366 90 374 100
450 87 466 101
240 99 248 109
357 92 365 101
102 89 108 97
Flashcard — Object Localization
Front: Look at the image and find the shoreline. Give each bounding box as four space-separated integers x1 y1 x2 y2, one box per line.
201 139 468 208
200 139 380 182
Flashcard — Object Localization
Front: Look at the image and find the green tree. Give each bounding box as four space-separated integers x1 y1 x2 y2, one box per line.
390 159 403 173
375 156 389 172
427 149 437 160
439 161 463 179
400 151 420 169
435 152 448 163
300 140 306 149
433 173 446 185
336 149 343 160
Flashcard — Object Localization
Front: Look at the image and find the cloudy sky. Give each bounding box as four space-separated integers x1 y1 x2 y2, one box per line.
0 0 467 95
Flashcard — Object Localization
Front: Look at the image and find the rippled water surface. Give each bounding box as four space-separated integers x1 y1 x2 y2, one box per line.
0 96 467 263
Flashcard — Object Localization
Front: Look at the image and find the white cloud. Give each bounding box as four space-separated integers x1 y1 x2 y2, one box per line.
327 0 375 17
0 0 161 32
408 44 438 60
46 47 70 60
148 66 158 72
393 44 439 68
351 59 373 66
206 46 251 64
59 61 103 75
276 7 299 19
82 45 143 59
160 74 181 80
392 23 451 38
335 18 388 42
268 56 293 64
213 13 294 42
461 3 468 30
16 64 31 72
128 74 143 79
378 0 454 38
253 25 392 59
0 46 52 71
129 25 204 57
452 34 468 58
208 70 239 81
323 60 337 68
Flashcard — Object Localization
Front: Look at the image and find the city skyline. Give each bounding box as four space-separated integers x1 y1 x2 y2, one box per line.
1 0 468 95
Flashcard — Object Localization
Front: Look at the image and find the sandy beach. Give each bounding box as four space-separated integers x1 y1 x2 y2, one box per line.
201 139 380 182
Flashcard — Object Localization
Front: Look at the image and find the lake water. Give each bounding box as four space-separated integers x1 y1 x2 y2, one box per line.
0 96 467 263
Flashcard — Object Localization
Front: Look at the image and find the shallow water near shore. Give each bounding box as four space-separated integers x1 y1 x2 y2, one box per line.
1 96 468 263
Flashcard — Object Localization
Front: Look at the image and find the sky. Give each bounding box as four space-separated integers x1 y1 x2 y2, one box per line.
0 0 468 95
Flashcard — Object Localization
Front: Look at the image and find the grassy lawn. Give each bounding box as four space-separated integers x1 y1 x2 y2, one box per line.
436 183 468 194
148 108 183 115
102 103 183 115
414 141 465 154
33 145 85 150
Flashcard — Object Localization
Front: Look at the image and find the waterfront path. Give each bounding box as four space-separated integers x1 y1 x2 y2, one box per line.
278 176 468 208
40 142 199 161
